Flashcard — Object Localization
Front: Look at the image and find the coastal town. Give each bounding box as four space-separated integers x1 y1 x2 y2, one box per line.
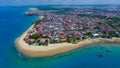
24 6 120 46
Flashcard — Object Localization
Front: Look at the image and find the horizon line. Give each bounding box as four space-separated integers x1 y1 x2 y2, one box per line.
1 4 120 7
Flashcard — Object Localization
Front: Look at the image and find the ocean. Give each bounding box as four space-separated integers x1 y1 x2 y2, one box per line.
0 6 120 68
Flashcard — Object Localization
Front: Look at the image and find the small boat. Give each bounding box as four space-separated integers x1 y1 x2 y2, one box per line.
106 49 110 53
98 53 104 57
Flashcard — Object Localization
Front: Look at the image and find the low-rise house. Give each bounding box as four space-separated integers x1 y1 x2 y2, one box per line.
60 38 67 42
73 31 81 37
92 33 100 38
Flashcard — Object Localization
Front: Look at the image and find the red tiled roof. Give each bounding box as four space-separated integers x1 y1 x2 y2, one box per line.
40 38 46 43
74 31 80 35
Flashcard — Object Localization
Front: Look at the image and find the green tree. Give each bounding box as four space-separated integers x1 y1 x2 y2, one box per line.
43 39 48 46
67 37 71 43
94 25 100 30
29 34 40 39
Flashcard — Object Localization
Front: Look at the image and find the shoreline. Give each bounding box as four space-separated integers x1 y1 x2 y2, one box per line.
15 24 120 57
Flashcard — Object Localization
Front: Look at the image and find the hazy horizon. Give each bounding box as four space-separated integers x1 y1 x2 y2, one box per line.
1 0 120 6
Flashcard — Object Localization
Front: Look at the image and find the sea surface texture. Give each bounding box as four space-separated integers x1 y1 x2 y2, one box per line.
0 6 120 68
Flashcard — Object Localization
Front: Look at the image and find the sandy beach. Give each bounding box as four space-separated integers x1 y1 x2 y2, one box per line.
15 24 120 57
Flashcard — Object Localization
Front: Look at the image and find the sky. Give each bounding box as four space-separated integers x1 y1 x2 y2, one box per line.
0 0 120 6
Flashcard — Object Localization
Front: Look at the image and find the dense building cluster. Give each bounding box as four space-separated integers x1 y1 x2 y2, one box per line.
24 6 120 46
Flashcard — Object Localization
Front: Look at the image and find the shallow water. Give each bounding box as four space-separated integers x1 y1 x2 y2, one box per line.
0 6 120 68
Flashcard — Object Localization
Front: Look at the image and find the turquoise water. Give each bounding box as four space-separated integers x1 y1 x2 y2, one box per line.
1 6 120 68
